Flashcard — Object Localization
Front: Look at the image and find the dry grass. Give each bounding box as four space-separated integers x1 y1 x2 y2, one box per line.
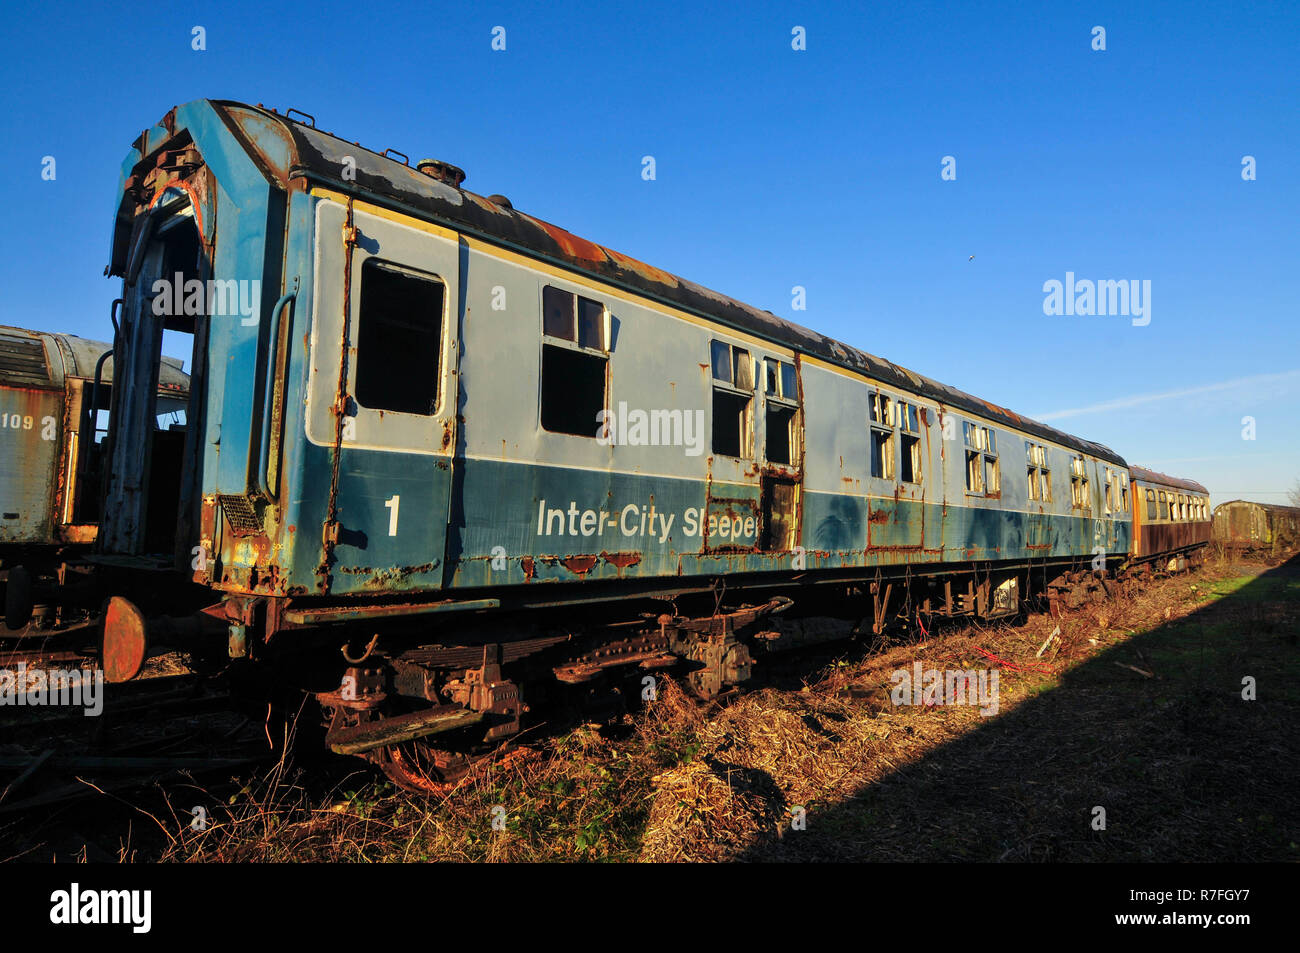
140 555 1296 863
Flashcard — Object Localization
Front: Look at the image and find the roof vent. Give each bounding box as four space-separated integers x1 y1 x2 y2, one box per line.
416 159 466 188
488 194 513 209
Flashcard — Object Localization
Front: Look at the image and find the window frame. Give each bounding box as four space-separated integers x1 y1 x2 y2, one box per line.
1069 456 1090 509
762 356 801 468
1026 442 1052 503
353 257 448 419
710 339 755 459
964 421 998 497
539 284 611 438
897 399 922 485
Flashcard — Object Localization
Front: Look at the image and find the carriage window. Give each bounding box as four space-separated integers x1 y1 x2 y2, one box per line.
1070 457 1089 508
1158 491 1168 521
965 422 997 494
766 405 796 465
764 357 800 467
541 286 608 436
870 393 895 480
1145 488 1156 521
356 260 444 416
1026 442 1051 502
711 341 752 457
871 428 894 480
764 357 799 400
899 401 921 484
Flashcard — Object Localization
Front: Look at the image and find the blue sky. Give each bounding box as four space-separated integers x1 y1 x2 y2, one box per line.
1 0 1295 505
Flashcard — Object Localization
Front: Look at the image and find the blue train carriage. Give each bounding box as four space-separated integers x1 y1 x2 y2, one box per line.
97 101 1131 784
0 324 187 630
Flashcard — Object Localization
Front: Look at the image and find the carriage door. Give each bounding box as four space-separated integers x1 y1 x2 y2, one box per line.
759 356 802 553
308 200 460 594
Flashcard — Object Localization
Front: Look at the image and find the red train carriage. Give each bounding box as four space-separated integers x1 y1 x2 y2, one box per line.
1128 466 1211 567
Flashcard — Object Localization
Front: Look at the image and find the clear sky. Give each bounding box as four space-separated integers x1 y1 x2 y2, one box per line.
1 0 1295 506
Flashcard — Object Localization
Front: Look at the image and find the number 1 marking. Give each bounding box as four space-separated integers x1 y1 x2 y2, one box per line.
385 495 400 536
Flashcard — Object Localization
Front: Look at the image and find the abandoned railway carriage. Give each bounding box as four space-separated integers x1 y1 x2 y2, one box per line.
1127 467 1211 568
94 99 1196 787
0 324 187 629
1212 500 1300 556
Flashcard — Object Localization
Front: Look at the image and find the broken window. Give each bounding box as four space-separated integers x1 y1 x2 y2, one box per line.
541 285 608 437
764 357 799 401
870 428 894 480
1146 488 1156 521
711 340 752 457
356 259 444 416
1120 473 1129 511
763 357 800 466
1026 442 1051 502
898 401 921 484
965 422 997 495
766 405 797 465
1158 491 1168 521
1104 467 1117 513
1069 456 1090 508
870 392 895 480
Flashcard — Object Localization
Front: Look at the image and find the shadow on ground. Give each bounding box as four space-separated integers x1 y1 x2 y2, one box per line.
739 557 1300 862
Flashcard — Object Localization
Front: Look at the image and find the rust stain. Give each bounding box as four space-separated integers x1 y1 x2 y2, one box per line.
560 555 599 575
604 247 680 287
603 551 642 570
524 214 608 263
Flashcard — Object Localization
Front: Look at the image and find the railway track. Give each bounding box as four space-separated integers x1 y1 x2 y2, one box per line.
0 659 269 817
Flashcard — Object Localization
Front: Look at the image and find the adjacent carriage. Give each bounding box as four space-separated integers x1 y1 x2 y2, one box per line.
0 324 188 629
1212 500 1300 556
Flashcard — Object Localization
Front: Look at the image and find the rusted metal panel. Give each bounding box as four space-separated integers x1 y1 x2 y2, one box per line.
1213 500 1300 553
0 386 65 544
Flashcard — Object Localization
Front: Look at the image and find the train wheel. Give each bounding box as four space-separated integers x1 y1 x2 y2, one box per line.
372 741 472 793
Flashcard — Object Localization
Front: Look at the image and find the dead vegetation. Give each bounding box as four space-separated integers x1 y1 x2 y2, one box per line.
14 554 1295 864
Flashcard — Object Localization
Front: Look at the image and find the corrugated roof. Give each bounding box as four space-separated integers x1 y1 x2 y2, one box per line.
0 324 189 391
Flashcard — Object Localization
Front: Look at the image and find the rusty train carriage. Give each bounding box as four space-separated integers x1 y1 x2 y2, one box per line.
1128 466 1212 566
79 99 1207 787
1212 500 1300 555
0 325 188 628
